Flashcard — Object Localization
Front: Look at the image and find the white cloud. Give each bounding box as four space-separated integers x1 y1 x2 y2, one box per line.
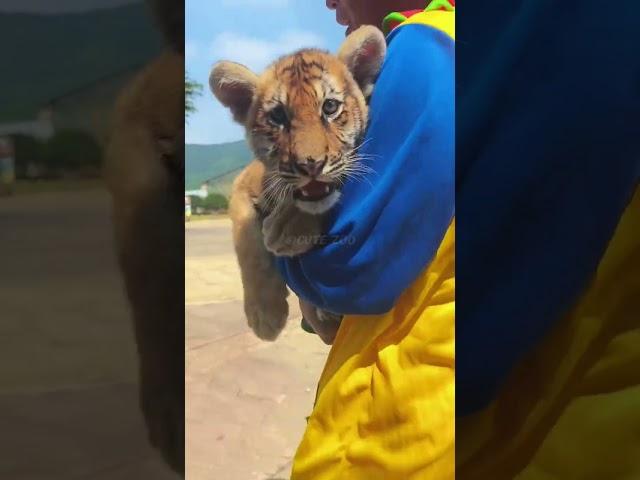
220 0 290 8
211 30 326 73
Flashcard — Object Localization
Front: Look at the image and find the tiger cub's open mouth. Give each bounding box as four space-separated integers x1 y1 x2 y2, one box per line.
293 179 337 202
293 179 341 215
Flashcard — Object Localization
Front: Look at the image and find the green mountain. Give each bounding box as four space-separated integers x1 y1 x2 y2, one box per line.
185 141 253 192
0 2 163 122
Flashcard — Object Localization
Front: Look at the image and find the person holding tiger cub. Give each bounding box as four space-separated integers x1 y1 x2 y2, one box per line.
282 2 639 480
274 1 456 479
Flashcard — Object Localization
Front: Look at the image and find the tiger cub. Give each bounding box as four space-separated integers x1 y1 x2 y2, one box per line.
210 26 386 341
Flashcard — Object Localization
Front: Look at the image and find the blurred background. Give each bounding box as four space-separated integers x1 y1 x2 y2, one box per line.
1 0 162 187
0 1 178 478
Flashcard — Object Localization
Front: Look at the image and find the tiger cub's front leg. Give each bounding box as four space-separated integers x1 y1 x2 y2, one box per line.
262 201 323 257
229 162 289 340
261 202 344 340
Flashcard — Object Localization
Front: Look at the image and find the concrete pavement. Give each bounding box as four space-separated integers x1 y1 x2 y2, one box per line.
186 218 330 480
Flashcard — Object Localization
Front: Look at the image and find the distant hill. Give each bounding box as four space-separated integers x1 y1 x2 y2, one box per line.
0 2 163 122
185 141 253 193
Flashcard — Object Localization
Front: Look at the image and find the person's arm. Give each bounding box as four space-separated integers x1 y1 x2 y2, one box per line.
276 23 455 315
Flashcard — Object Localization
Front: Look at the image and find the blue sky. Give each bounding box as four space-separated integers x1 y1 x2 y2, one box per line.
186 0 345 145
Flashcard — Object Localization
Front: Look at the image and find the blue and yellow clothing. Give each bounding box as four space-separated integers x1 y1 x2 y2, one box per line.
457 188 640 478
456 0 640 417
278 4 456 479
455 1 640 477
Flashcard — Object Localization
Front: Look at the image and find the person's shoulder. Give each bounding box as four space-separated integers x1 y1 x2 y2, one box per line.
392 8 455 40
386 20 454 68
371 22 454 107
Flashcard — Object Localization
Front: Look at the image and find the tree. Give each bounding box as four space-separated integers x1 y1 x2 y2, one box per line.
185 71 203 122
191 193 228 212
46 129 102 174
11 134 46 178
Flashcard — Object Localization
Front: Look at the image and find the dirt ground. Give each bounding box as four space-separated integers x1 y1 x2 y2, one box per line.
185 218 330 480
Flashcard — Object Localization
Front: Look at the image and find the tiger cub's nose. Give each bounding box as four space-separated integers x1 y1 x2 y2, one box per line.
294 157 326 177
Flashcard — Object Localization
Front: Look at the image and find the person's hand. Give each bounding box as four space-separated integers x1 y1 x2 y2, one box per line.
299 299 341 345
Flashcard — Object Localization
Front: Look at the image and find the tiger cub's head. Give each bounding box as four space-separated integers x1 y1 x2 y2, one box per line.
210 26 386 214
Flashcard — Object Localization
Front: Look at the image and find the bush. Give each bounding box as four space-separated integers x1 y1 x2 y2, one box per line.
46 129 102 172
191 193 228 212
11 134 46 178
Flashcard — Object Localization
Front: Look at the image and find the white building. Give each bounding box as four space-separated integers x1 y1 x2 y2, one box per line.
0 108 54 140
185 183 209 199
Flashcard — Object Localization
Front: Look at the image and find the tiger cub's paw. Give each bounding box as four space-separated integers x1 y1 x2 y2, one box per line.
262 210 319 257
244 296 289 341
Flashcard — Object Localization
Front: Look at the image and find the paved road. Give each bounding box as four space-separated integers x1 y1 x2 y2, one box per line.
186 218 330 480
0 188 178 479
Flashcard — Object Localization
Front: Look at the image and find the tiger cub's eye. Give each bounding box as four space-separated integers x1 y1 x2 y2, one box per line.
268 105 288 126
322 99 341 116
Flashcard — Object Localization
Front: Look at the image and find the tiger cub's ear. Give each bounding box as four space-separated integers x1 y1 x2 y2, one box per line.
210 61 258 124
338 25 386 99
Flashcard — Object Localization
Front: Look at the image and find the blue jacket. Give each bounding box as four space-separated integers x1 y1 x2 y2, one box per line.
276 22 455 315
